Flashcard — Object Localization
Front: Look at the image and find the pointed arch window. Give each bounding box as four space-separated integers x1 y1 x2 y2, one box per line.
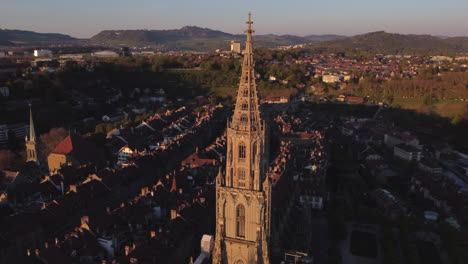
240 114 248 124
237 168 246 188
239 142 246 159
252 143 257 163
241 102 248 110
236 204 245 237
243 89 249 97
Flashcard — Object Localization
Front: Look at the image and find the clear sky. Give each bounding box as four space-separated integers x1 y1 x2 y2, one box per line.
1 0 467 38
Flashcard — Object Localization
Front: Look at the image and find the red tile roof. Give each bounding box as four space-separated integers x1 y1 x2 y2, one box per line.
52 135 81 155
50 134 98 164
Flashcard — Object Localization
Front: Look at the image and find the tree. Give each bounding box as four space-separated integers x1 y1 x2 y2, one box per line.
0 150 16 170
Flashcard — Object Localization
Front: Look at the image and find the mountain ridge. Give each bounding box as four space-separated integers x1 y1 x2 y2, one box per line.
312 31 468 55
2 27 468 55
0 29 76 45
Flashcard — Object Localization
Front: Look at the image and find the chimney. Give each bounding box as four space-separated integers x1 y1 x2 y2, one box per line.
124 245 130 256
170 209 177 220
150 231 156 238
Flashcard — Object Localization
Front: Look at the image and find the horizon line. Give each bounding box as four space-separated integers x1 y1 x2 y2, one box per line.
1 26 468 39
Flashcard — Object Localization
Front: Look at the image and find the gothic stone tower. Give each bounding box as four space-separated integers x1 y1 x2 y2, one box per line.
26 104 38 163
213 13 271 264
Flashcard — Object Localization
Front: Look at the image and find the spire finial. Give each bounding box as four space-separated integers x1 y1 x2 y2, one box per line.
245 12 254 34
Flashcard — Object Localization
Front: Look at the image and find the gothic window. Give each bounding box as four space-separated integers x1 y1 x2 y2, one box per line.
252 143 257 163
236 204 245 237
240 114 248 124
228 142 233 164
230 168 234 186
241 102 248 110
239 143 246 159
243 89 248 96
238 168 246 188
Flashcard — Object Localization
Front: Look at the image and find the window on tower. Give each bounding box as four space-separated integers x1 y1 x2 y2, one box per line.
241 102 248 110
236 204 245 238
238 168 246 188
240 114 248 124
243 89 248 96
239 143 246 159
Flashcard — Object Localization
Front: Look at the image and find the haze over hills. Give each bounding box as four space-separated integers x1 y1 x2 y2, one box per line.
89 26 347 50
0 29 77 45
312 31 468 55
1 27 468 55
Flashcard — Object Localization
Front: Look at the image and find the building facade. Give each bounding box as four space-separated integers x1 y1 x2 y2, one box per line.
212 13 271 264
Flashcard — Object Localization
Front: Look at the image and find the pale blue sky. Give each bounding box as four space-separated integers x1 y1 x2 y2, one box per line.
1 0 467 38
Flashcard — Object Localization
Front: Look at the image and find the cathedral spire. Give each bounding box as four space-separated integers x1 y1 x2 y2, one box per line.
213 14 270 264
231 12 262 132
26 104 38 163
28 104 36 142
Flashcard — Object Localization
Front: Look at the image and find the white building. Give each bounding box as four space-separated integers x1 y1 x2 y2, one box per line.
230 41 241 53
102 113 124 123
92 51 119 58
0 125 8 147
33 49 53 57
384 132 420 149
394 144 422 161
322 75 340 83
0 87 10 97
117 145 135 165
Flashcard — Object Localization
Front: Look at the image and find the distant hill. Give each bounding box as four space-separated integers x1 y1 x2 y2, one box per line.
313 31 468 55
90 26 347 51
0 29 76 45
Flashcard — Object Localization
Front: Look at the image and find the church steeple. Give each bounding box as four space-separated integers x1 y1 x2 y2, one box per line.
28 104 36 142
231 12 263 133
213 13 271 264
26 104 38 163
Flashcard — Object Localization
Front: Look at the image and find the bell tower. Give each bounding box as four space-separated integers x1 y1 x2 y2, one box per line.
213 13 271 264
26 104 38 163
